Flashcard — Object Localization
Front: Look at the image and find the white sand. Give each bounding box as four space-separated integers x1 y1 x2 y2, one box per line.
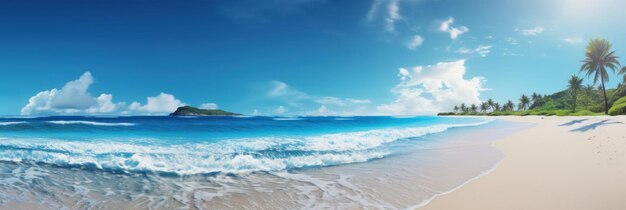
420 116 626 210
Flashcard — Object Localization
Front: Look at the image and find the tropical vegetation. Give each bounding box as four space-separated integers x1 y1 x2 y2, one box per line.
439 38 626 116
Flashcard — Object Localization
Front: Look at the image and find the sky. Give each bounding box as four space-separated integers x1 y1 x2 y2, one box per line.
2 0 626 116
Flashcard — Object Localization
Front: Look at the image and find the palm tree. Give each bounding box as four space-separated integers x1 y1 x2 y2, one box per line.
460 103 467 113
504 100 514 112
567 75 584 112
453 105 459 113
620 67 626 84
494 103 501 112
531 92 542 106
486 98 495 112
470 104 478 113
580 38 621 114
480 102 488 113
519 95 530 111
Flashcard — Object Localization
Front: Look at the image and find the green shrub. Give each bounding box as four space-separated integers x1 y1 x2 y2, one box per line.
588 104 605 113
608 96 626 115
570 110 598 116
609 86 626 106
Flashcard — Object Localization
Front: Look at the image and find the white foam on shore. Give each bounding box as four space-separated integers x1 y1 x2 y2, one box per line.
0 119 493 175
45 121 136 126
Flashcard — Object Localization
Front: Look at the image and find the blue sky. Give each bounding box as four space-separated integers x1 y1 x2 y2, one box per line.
2 0 626 116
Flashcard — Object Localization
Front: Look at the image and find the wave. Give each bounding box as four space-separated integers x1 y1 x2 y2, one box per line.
273 117 303 121
0 119 493 175
233 115 256 118
0 121 27 126
45 121 136 126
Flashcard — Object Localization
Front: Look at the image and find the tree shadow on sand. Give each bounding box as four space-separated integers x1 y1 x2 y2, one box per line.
559 119 588 126
570 119 623 132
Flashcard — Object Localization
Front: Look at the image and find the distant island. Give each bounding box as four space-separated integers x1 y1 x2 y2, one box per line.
170 106 241 116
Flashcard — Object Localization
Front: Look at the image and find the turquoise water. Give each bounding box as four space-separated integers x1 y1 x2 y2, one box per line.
0 115 518 209
0 116 490 175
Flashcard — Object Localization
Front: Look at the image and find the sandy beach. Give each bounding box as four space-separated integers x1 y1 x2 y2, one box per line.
421 116 626 210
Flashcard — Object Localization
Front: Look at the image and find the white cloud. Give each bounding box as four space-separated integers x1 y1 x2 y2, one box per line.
268 81 370 107
266 81 371 115
366 0 384 21
520 27 544 36
398 68 411 80
563 37 584 44
317 105 330 115
21 72 125 115
200 103 219 110
406 35 424 50
275 106 287 114
267 80 309 106
385 0 401 32
87 94 122 113
456 47 471 54
377 60 486 115
128 93 185 114
456 45 492 57
439 17 469 39
22 72 186 115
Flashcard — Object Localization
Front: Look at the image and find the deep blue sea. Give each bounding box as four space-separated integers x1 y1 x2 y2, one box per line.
0 115 491 175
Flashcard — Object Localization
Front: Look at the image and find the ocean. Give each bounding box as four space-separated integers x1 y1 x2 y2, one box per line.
0 115 527 209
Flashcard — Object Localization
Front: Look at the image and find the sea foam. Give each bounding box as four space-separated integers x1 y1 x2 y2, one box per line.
0 119 492 175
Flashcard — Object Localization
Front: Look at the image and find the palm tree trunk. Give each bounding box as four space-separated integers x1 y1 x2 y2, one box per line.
602 80 608 115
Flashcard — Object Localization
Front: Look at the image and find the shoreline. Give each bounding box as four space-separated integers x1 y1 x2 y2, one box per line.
419 116 626 210
0 117 529 209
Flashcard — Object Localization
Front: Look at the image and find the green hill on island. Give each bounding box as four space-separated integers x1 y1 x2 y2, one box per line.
170 106 241 116
439 38 626 116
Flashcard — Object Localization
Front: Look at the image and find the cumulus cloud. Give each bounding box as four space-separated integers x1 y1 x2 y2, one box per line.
406 35 424 50
21 72 185 115
519 27 544 36
200 103 219 110
128 93 185 114
456 45 492 57
377 60 486 115
21 72 124 115
398 67 411 80
439 17 469 39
